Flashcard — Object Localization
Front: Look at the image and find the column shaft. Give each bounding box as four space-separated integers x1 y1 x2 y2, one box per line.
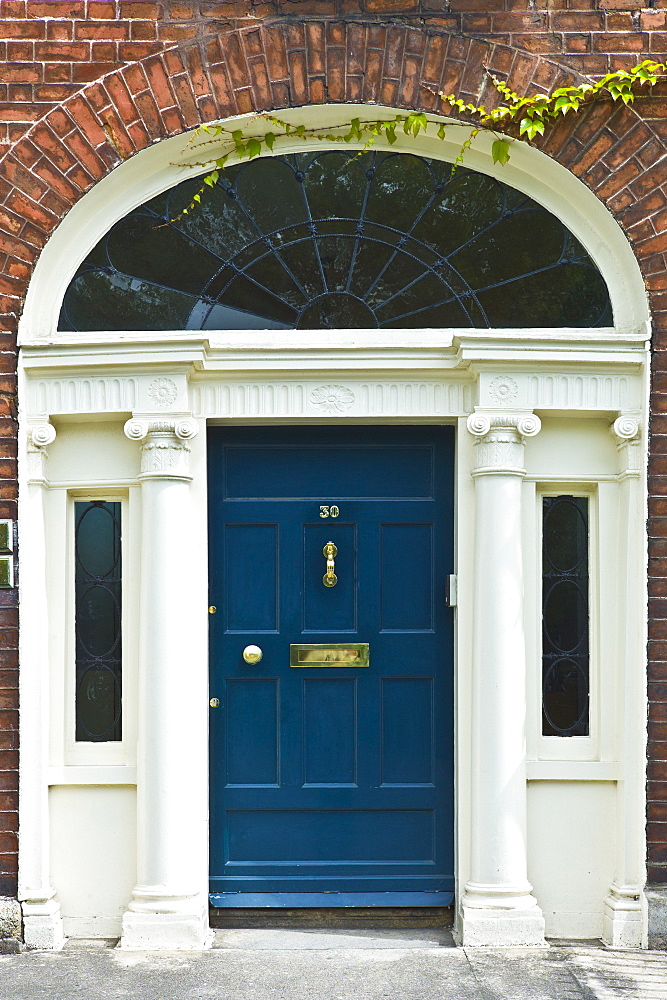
603 416 645 948
121 418 211 950
461 412 545 947
19 424 64 949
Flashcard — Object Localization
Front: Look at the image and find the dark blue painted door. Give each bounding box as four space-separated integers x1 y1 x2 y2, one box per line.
208 426 454 906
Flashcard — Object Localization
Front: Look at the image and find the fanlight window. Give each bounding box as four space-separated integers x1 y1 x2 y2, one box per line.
59 152 612 332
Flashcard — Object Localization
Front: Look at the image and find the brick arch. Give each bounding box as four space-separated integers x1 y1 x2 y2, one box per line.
0 16 665 902
2 21 667 335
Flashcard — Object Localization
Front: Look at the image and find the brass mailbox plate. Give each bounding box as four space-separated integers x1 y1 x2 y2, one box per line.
290 643 369 668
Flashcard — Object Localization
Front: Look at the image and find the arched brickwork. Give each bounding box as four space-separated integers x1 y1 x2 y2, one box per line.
2 24 667 328
2 19 667 895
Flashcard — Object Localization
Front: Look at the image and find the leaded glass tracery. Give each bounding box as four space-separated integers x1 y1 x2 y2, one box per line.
542 495 589 737
75 500 122 742
59 152 612 332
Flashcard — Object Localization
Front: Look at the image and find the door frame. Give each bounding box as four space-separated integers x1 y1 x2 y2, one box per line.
16 108 649 949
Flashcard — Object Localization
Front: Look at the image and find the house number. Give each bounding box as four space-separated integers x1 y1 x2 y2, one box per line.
319 505 340 518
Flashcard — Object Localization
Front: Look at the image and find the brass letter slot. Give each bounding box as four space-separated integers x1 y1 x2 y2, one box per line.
290 643 369 668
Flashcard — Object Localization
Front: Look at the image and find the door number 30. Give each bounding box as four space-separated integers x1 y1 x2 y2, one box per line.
319 505 340 518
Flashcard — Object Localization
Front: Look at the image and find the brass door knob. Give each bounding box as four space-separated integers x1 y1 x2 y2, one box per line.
242 645 263 664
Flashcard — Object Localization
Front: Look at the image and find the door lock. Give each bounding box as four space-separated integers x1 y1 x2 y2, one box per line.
209 697 220 708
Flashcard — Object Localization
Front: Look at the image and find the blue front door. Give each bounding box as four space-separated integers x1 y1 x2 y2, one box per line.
208 426 454 906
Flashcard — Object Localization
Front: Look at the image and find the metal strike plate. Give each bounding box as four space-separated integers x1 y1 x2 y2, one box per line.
0 556 13 588
290 643 369 668
0 520 13 554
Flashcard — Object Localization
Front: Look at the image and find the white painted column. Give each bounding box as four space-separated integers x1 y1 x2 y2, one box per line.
19 422 65 949
603 414 646 949
461 411 546 947
121 417 212 951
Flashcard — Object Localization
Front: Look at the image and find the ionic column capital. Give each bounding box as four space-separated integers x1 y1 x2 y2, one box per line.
466 411 541 476
27 421 56 485
124 416 199 482
611 414 641 479
611 414 640 442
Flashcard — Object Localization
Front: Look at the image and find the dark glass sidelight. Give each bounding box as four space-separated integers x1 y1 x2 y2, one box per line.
75 501 122 741
542 495 589 737
58 152 612 333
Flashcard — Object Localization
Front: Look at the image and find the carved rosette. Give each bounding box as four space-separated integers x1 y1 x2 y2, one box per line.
147 377 178 408
488 375 519 407
124 417 199 481
310 385 355 413
611 414 641 477
466 412 541 475
27 422 56 484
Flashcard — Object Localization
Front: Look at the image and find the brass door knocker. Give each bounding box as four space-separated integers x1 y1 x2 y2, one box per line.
322 541 338 587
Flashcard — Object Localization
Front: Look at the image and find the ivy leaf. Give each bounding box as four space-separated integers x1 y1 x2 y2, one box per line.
246 138 262 158
406 112 428 136
203 170 219 187
491 138 511 165
437 123 447 140
264 132 275 151
554 94 579 114
519 116 545 139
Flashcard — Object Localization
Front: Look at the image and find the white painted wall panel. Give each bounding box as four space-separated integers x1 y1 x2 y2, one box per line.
50 786 136 938
47 420 137 483
527 781 616 939
524 416 618 478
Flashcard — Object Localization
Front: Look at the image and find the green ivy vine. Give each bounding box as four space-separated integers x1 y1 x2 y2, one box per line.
175 58 667 218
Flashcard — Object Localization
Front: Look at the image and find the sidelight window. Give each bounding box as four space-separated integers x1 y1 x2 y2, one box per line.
541 495 590 737
74 500 122 742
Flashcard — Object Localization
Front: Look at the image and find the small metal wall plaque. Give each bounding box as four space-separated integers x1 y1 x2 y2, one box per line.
0 520 13 554
290 643 369 668
0 556 14 588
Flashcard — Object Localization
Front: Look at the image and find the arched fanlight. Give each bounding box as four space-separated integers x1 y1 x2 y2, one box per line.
59 151 612 332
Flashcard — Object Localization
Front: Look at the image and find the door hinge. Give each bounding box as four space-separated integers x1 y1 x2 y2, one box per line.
445 575 457 608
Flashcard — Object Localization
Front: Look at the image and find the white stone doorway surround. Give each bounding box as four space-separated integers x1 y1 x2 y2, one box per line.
17 107 650 950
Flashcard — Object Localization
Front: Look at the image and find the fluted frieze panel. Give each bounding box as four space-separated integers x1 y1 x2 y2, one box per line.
29 377 138 415
190 380 474 419
526 374 637 411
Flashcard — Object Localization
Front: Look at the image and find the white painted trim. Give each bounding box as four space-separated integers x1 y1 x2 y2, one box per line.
526 761 619 781
16 104 651 950
47 766 137 785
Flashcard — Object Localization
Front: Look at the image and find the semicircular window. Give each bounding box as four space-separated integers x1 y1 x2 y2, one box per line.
59 152 612 332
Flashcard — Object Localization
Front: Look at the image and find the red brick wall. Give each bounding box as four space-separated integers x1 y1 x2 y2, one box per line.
1 0 667 897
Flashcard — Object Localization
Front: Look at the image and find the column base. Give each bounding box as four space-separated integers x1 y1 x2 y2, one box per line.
602 884 644 949
120 888 213 951
460 885 546 947
21 896 65 950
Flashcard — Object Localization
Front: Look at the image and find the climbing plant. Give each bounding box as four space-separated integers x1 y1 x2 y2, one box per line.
175 59 667 218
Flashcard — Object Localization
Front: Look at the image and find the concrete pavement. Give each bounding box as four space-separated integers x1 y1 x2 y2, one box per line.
0 930 666 999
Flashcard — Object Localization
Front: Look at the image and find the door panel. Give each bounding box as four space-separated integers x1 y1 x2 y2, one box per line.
209 426 454 906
